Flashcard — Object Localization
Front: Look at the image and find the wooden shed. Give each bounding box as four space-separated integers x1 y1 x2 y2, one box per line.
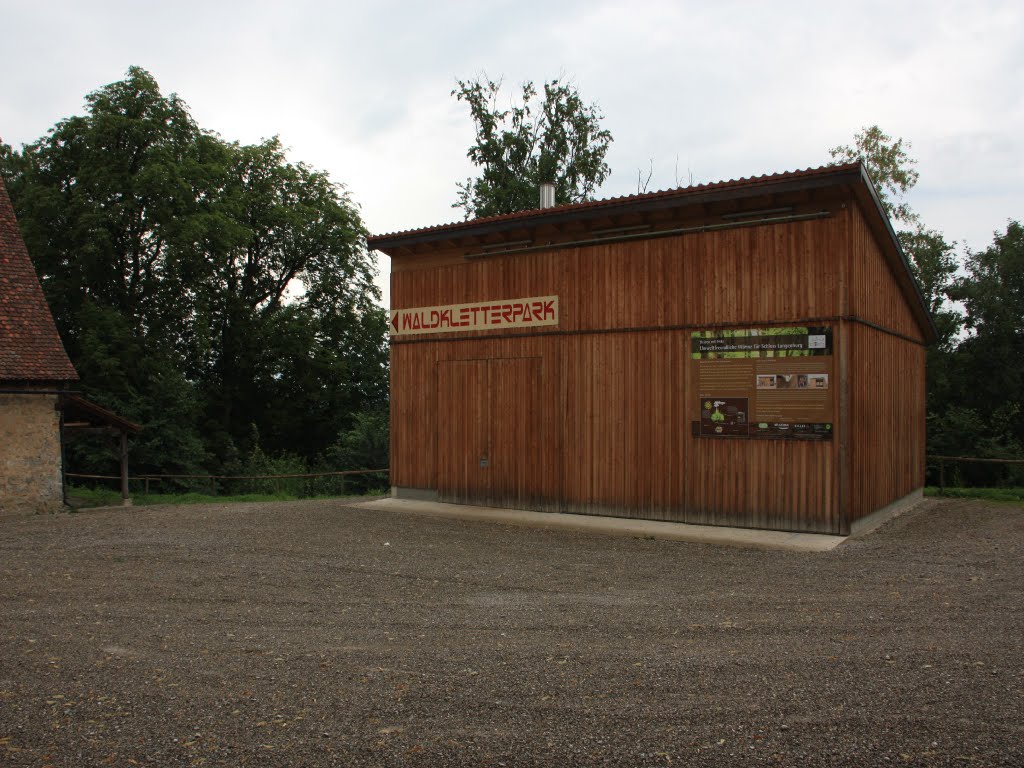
368 163 937 535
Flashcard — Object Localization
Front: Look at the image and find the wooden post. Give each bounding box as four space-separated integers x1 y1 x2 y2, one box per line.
119 431 131 507
939 458 945 495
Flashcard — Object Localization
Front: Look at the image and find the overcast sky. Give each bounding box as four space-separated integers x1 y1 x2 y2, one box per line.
3 0 1021 307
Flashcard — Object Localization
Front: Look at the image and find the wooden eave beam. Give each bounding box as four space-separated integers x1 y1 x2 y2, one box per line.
387 244 416 258
63 426 121 438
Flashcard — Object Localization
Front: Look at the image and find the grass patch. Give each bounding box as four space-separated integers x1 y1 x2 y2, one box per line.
67 485 385 509
925 486 1024 504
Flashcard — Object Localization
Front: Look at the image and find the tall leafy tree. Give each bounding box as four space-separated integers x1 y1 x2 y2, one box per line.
193 136 384 461
952 222 1024 341
828 125 960 346
3 68 387 478
453 76 613 219
928 223 1024 483
4 67 212 474
899 227 962 349
947 222 1024 445
3 67 211 355
829 124 920 227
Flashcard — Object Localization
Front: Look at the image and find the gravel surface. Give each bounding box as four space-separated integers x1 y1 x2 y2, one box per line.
1 497 1021 767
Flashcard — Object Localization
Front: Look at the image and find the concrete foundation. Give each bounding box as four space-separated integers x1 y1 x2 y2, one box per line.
360 497 847 552
850 487 925 538
391 486 440 502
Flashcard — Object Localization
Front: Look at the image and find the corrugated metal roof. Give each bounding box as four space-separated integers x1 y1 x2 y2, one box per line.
0 178 78 382
368 162 862 244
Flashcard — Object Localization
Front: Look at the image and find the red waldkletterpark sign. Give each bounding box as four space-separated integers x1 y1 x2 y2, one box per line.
389 296 559 336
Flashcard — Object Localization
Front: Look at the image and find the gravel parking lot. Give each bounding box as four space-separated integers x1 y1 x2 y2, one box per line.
1 497 1022 767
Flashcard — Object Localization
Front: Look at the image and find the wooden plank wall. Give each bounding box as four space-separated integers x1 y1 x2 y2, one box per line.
843 200 928 524
393 332 838 532
391 216 845 333
847 203 926 342
846 323 926 522
435 360 488 504
392 336 563 508
391 214 854 533
560 329 836 532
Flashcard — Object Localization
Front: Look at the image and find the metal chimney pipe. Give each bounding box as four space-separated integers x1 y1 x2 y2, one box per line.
539 183 555 209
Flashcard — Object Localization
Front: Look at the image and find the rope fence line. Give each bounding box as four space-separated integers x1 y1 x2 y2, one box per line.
925 455 1024 494
66 469 390 480
66 469 389 497
67 456 1022 499
926 455 1024 465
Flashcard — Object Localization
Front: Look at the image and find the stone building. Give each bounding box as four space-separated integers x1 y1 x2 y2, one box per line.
0 177 78 515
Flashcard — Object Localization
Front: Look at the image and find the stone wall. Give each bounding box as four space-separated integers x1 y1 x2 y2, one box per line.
0 393 63 516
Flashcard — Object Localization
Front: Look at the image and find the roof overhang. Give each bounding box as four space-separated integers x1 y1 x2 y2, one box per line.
61 394 142 434
369 164 865 253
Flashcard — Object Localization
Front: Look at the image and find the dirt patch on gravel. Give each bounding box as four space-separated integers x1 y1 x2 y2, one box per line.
1 497 1021 766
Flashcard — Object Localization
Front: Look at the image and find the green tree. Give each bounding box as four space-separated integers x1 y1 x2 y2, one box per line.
69 300 207 476
4 67 214 475
453 76 613 219
325 409 389 494
953 221 1024 340
193 136 383 462
828 125 963 336
829 124 919 227
899 227 962 350
0 142 23 182
923 222 1024 484
4 67 387 479
4 67 211 354
946 222 1024 452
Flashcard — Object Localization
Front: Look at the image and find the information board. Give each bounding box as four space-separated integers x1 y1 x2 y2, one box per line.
691 326 834 440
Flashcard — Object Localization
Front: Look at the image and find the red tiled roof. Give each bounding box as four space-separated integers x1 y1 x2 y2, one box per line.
368 162 864 244
0 177 78 382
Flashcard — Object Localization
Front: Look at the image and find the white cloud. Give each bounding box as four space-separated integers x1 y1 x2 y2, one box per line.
2 0 1022 300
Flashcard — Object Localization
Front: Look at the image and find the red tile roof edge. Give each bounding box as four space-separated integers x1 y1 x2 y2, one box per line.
0 177 79 382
